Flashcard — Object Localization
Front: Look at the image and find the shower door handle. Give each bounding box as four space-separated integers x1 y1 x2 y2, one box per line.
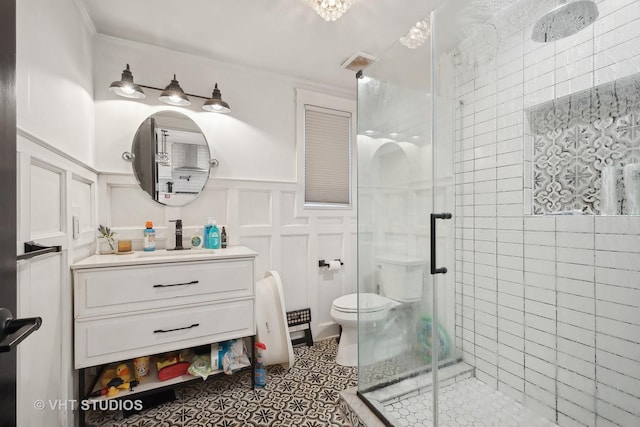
430 213 452 275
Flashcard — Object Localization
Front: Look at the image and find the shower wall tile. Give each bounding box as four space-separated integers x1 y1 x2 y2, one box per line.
453 4 640 423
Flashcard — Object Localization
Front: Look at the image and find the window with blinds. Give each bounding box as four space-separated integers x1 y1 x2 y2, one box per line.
304 105 352 207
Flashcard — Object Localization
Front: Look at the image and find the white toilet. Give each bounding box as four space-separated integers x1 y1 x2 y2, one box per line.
330 255 425 367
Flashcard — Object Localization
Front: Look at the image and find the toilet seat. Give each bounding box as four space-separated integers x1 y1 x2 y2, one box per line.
332 293 391 314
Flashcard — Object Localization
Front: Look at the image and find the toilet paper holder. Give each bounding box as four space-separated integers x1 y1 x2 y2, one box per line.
318 259 343 268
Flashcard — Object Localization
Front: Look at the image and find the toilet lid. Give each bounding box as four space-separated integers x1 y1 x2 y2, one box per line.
333 293 391 313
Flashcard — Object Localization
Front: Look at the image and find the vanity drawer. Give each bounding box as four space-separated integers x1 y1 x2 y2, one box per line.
75 258 254 317
74 299 254 369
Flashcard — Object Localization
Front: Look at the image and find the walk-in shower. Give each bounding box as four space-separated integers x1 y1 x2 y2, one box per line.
356 0 640 425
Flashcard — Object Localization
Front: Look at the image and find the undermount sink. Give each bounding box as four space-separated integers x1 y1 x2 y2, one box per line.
136 249 215 257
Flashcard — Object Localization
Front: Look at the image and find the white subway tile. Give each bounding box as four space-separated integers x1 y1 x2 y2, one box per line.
558 308 595 330
498 374 524 398
597 348 640 380
496 216 523 230
557 276 594 298
558 354 596 381
526 299 556 321
498 242 524 256
595 266 640 289
596 233 640 252
597 365 640 400
499 306 525 326
499 328 524 350
596 250 640 272
557 292 595 314
497 254 524 270
524 257 555 274
558 336 595 363
596 333 640 367
596 283 640 306
597 316 640 342
496 137 523 154
524 244 556 261
557 262 594 281
595 0 640 37
526 285 556 305
557 247 595 265
525 365 556 392
595 216 640 234
524 271 556 290
557 398 597 427
525 326 556 348
524 230 555 246
597 299 640 325
556 72 594 99
499 292 524 310
596 398 640 427
556 231 595 249
558 322 595 347
597 383 640 422
558 381 596 412
524 216 555 231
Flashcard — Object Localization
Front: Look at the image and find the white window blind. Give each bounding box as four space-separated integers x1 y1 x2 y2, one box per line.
304 105 351 206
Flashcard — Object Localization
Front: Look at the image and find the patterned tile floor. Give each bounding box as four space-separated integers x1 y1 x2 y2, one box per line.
86 339 357 427
382 377 559 427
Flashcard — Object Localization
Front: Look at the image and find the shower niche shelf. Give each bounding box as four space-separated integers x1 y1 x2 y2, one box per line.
526 72 640 216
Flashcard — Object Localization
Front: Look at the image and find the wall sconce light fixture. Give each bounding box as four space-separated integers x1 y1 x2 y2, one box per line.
109 64 231 113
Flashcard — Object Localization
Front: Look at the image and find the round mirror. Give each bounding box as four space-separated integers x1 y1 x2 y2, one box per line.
130 111 211 206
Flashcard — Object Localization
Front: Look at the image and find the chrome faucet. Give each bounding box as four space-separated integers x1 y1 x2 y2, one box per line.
168 219 190 251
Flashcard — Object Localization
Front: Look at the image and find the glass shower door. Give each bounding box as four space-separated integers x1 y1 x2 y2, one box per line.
355 12 459 424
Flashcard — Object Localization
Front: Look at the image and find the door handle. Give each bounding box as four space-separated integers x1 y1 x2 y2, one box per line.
0 307 42 353
430 212 452 275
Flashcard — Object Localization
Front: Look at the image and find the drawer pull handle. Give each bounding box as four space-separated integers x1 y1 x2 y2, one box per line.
153 280 199 288
153 323 200 334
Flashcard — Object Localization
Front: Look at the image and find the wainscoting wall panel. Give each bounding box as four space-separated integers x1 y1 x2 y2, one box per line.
17 129 98 427
100 173 357 340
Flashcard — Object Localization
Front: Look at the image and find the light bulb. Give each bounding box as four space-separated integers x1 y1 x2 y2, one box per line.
121 84 135 95
169 94 181 103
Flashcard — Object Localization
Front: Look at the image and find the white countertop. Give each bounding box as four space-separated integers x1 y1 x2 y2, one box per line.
71 246 257 270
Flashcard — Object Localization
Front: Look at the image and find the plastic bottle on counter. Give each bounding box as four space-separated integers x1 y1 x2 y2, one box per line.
221 226 227 249
254 342 267 388
210 220 221 249
143 221 156 252
203 217 213 249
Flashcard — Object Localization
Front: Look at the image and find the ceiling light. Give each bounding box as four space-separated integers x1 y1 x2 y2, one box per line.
109 64 145 99
307 0 353 21
400 19 430 49
202 83 231 113
159 75 191 107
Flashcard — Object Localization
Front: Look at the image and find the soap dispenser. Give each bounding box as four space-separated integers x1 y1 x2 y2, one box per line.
209 220 221 249
203 217 213 249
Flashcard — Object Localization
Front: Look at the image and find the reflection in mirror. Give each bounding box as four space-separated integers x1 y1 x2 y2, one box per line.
131 111 211 206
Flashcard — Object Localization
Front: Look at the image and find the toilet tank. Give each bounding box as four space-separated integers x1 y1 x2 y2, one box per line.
375 255 425 302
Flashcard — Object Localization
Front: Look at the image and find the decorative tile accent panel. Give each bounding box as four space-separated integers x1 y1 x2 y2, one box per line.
530 73 640 214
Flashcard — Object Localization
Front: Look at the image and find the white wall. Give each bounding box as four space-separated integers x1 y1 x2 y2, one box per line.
93 35 354 179
17 0 95 167
93 36 358 342
16 1 98 425
452 0 640 425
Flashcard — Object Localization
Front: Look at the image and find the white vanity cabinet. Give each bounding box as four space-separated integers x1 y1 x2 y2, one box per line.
72 247 257 370
72 247 257 425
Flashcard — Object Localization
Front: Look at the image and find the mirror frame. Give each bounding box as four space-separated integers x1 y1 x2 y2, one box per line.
129 111 212 206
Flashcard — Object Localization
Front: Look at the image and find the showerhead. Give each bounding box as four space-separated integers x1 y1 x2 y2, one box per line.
532 0 599 43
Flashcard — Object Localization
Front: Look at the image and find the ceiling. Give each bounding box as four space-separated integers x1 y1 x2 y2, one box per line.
81 0 444 91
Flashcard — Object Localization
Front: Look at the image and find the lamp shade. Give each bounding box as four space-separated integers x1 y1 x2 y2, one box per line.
159 75 191 106
109 64 145 99
202 83 231 113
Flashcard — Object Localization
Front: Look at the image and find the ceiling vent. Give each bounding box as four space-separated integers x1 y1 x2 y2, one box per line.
340 51 376 72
